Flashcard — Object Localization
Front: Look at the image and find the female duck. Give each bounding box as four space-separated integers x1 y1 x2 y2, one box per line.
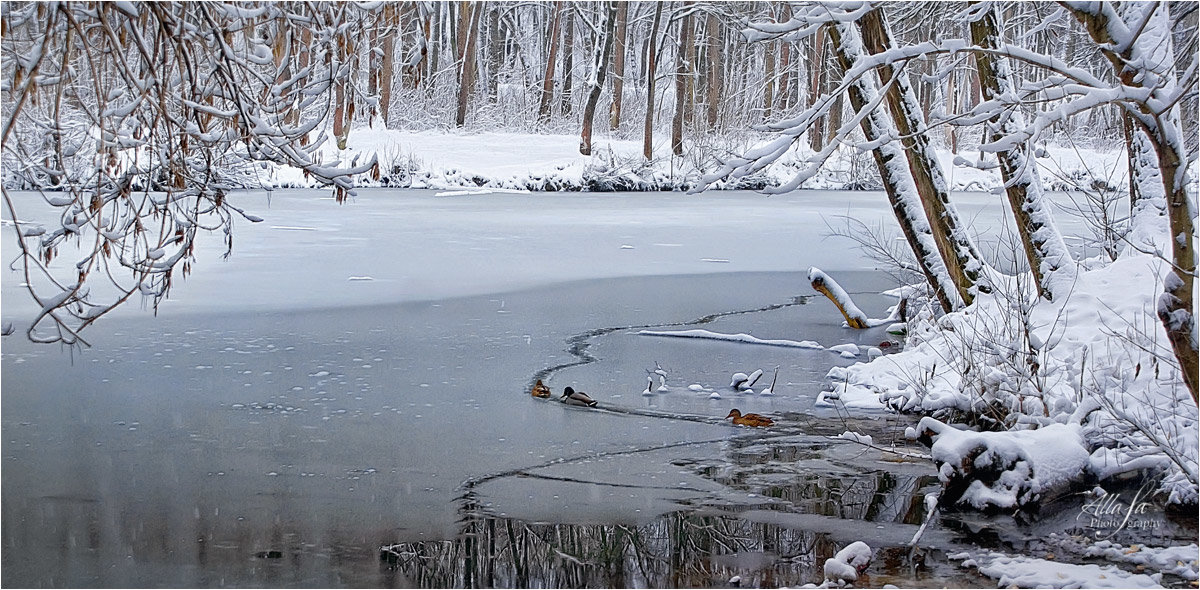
561 386 598 407
531 379 552 398
726 409 773 427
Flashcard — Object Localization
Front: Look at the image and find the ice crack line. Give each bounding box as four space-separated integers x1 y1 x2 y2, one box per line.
529 294 811 390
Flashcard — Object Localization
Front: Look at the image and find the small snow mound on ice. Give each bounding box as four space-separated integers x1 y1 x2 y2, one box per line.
639 329 823 350
688 384 706 392
828 343 860 356
839 431 873 446
824 541 871 583
1082 541 1198 581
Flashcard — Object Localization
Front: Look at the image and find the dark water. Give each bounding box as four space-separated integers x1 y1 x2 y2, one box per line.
3 271 1195 588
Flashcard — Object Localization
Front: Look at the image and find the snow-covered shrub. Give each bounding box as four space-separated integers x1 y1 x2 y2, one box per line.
916 417 1090 510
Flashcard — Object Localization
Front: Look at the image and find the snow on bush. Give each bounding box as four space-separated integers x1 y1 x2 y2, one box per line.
916 417 1089 510
828 253 1198 505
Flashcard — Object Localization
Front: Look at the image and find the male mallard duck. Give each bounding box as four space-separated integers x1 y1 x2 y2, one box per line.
726 409 773 427
531 379 552 398
561 386 598 407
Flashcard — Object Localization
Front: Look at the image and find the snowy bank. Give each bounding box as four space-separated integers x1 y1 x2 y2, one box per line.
825 253 1199 505
100 127 1137 195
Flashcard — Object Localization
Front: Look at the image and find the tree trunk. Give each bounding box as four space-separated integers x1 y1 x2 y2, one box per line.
609 1 628 130
454 1 481 127
581 1 617 155
681 11 696 128
705 11 721 130
671 3 692 157
762 38 775 120
828 20 958 314
1066 2 1197 403
537 3 563 124
561 10 574 117
642 2 664 160
806 25 825 151
968 1 1073 301
859 8 989 306
486 3 502 102
378 4 396 127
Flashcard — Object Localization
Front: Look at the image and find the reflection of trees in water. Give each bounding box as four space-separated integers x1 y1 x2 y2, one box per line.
381 506 832 588
380 437 935 588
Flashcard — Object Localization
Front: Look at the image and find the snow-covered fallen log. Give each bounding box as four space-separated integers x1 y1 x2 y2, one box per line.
808 267 903 329
914 417 1090 510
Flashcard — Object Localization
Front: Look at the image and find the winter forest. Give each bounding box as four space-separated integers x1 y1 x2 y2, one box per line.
1 1 1198 588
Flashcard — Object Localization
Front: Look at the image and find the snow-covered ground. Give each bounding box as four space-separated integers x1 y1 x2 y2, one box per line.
264 127 1127 195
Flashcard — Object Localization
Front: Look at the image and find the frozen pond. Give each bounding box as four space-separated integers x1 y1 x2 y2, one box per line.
2 189 1190 587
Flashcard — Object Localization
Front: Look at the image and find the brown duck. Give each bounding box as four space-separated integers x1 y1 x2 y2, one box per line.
726 409 773 427
530 379 552 398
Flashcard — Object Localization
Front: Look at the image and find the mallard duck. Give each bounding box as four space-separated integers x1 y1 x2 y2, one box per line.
726 409 773 427
531 379 552 398
561 386 598 407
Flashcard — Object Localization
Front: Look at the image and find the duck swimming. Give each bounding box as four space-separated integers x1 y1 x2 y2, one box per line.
726 409 773 427
561 386 598 407
531 379 552 398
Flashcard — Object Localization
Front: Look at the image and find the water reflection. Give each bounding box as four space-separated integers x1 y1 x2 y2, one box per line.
379 433 965 588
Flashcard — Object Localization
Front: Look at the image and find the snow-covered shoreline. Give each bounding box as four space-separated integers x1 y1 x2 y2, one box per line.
144 127 1132 195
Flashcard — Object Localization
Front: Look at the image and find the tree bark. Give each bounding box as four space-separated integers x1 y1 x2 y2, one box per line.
859 8 989 306
705 11 721 130
454 1 481 127
968 1 1073 301
378 4 396 127
537 3 563 124
671 3 692 157
486 3 503 102
561 9 574 117
828 20 958 314
806 25 826 151
609 1 628 130
762 37 775 120
642 2 664 160
581 1 617 155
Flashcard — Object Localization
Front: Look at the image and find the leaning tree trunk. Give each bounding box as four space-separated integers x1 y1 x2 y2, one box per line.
581 1 617 155
609 1 628 130
642 1 664 160
859 7 989 306
828 20 958 314
1065 1 1197 403
968 1 1073 301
